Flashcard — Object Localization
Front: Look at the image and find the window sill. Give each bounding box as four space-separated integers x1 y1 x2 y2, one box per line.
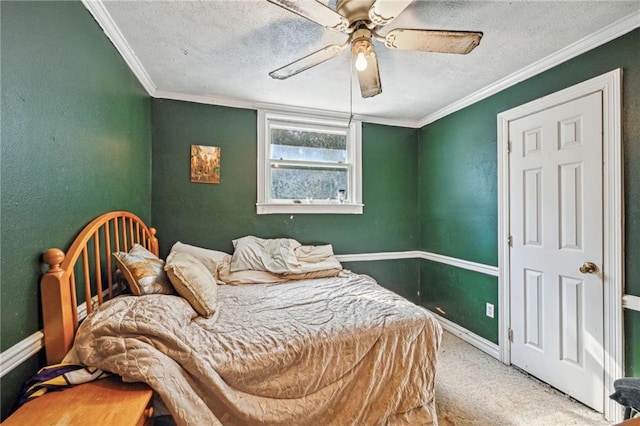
256 203 364 215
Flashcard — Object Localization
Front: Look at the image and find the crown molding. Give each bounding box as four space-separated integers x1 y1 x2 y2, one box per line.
156 90 420 128
154 90 257 111
82 0 420 128
253 101 420 128
84 0 638 130
417 11 640 128
81 0 157 95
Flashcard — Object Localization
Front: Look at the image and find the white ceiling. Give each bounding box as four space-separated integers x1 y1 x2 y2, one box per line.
89 0 640 127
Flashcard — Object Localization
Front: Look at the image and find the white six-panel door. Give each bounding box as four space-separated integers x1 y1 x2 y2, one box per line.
509 91 604 412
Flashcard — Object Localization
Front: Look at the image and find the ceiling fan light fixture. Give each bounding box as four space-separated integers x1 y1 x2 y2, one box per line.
266 0 482 99
351 28 374 72
355 51 368 71
368 0 414 26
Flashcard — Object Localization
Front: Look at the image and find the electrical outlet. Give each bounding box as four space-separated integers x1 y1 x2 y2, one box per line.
486 303 494 318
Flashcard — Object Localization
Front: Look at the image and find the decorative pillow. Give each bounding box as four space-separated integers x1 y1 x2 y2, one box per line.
230 236 302 274
168 241 229 277
113 244 173 296
165 251 218 317
129 244 162 262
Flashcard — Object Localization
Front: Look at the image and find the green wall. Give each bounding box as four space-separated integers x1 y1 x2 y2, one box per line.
418 29 640 353
3 0 638 420
0 1 151 419
151 99 420 299
626 310 640 377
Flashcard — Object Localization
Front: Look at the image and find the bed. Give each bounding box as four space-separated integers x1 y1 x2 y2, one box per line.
40 211 442 425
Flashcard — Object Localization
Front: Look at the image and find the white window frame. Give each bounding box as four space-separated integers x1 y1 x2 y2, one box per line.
257 109 363 215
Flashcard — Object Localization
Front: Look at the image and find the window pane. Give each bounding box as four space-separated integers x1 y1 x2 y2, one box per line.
271 165 348 201
271 128 347 163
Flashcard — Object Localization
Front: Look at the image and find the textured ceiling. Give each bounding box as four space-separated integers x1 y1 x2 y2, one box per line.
95 0 640 126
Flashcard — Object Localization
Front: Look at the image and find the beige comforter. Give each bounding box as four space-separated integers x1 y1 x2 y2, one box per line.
73 274 442 426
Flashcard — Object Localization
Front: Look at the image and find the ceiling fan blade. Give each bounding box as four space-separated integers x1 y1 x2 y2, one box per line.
267 0 349 32
368 0 414 26
385 29 483 54
357 52 382 98
269 44 346 80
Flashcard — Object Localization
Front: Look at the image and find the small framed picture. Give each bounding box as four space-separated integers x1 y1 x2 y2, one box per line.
190 145 220 184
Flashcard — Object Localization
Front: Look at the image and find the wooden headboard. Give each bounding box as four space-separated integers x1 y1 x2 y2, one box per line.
40 211 158 365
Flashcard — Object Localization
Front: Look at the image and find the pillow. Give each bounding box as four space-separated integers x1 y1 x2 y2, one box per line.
169 242 229 277
217 254 289 285
113 244 173 296
217 254 342 285
230 236 302 274
294 244 343 273
282 269 343 280
165 251 218 317
129 244 159 260
294 244 336 263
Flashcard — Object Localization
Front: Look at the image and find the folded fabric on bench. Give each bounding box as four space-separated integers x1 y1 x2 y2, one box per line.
13 363 108 410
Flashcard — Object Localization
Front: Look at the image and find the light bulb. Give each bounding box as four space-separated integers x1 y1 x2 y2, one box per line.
355 52 368 71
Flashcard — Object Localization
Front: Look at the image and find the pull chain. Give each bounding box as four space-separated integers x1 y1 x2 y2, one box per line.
348 49 354 127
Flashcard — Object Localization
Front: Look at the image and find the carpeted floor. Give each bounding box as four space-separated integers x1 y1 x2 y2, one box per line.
435 331 611 426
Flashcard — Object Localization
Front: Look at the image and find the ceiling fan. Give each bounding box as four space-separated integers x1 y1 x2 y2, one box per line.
267 0 483 98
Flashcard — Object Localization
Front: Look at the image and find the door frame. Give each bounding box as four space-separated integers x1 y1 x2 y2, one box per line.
497 68 623 421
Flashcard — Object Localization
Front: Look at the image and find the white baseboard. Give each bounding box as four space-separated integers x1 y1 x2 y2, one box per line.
428 310 501 360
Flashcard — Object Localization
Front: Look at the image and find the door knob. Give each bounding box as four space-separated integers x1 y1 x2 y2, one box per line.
579 262 598 274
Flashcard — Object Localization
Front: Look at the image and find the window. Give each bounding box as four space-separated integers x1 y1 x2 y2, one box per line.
257 110 363 214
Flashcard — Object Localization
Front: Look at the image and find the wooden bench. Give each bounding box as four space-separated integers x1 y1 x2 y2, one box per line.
2 376 153 426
